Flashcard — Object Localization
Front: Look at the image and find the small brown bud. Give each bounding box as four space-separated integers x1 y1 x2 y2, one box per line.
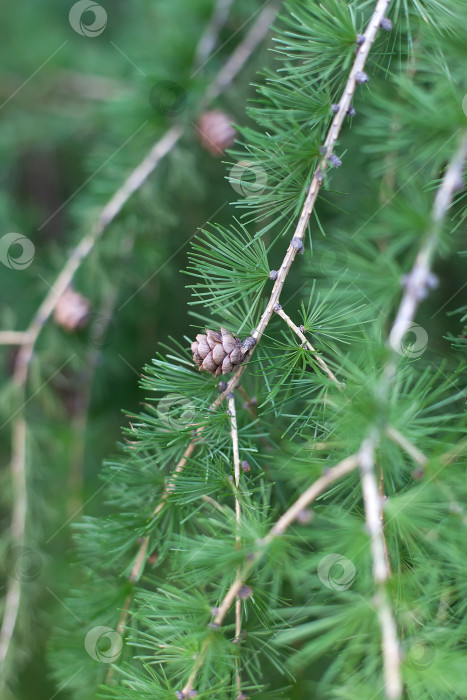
269 269 278 281
356 34 365 46
347 105 356 117
331 104 340 114
273 303 282 312
241 460 251 472
218 381 228 392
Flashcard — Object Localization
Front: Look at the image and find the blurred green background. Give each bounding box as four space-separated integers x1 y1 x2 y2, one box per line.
0 1 273 697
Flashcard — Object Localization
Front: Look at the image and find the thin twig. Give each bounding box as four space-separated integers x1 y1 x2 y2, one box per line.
0 332 33 345
214 0 393 406
193 0 235 70
100 11 278 669
228 394 242 696
388 130 467 360
358 434 401 699
204 2 279 103
176 453 358 696
212 454 359 628
274 305 343 388
385 425 428 467
356 128 467 700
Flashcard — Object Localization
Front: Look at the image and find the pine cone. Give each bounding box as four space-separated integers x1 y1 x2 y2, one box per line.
192 327 245 377
196 110 237 156
54 287 90 332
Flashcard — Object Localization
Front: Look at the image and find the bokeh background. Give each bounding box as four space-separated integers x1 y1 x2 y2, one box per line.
0 1 274 697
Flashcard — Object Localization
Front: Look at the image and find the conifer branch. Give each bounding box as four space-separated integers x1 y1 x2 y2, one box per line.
204 2 280 103
228 393 243 695
2 6 278 676
388 130 467 357
358 434 401 699
385 426 428 467
193 0 235 70
354 129 467 700
212 454 359 628
216 0 392 403
273 304 343 387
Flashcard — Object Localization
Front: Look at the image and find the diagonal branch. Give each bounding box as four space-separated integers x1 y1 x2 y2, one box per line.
212 454 359 628
273 304 343 388
215 0 393 406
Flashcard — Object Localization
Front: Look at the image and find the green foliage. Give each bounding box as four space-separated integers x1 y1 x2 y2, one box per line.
2 0 466 698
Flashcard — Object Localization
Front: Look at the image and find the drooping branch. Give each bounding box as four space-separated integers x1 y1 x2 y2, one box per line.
355 129 467 700
215 0 393 405
1 4 281 678
358 434 401 699
212 454 359 628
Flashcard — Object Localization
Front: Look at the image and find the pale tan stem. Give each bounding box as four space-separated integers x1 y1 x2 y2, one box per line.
385 426 428 467
0 332 33 345
214 0 393 408
358 435 402 699
274 305 343 388
388 131 467 358
213 454 359 627
228 394 243 694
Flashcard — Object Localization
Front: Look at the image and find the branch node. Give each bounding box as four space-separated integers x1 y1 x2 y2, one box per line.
291 237 305 254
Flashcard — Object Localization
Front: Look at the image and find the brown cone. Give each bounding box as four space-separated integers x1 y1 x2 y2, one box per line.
191 327 244 377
